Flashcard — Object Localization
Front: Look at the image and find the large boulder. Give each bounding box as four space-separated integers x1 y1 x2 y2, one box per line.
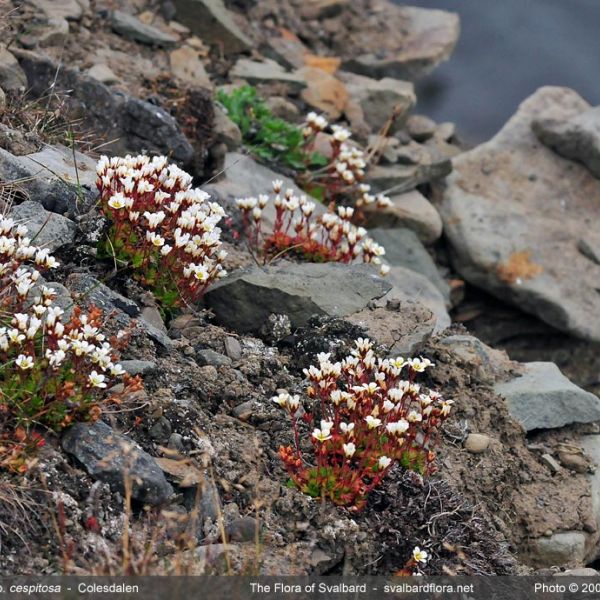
441 87 600 342
204 262 392 333
495 362 600 431
342 6 460 81
62 421 173 505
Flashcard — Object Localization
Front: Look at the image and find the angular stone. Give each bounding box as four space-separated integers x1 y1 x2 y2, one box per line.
338 71 415 133
62 421 173 505
529 532 588 567
119 360 157 376
230 59 306 93
10 200 76 251
196 349 232 368
346 301 436 356
15 50 194 166
0 48 27 91
298 67 348 119
172 0 252 54
441 86 600 342
0 144 97 216
366 159 451 196
111 10 178 47
495 362 600 431
533 106 600 178
27 0 88 21
363 189 443 244
170 46 212 88
213 106 241 150
342 6 460 81
381 266 451 332
369 227 449 301
20 18 69 49
204 262 392 333
87 63 119 85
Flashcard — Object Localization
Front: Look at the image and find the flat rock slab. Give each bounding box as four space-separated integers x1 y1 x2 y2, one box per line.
204 262 392 333
533 105 600 179
441 86 600 342
62 421 173 505
0 143 97 216
10 200 76 251
111 11 178 47
172 0 252 54
495 361 600 431
230 59 306 92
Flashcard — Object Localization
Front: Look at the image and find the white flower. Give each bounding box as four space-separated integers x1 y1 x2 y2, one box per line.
365 415 382 429
343 442 356 458
15 354 34 370
312 428 332 442
378 456 392 470
272 392 289 408
110 363 126 377
88 370 107 388
413 547 428 564
339 422 354 435
409 357 433 372
146 231 165 247
108 193 128 210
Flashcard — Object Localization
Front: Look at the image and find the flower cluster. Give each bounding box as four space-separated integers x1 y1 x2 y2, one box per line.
302 112 392 211
96 155 227 308
274 338 452 510
0 215 138 472
236 181 389 275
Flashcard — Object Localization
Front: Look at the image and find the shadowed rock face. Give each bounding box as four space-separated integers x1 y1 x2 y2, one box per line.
62 421 173 505
204 262 392 333
441 86 600 343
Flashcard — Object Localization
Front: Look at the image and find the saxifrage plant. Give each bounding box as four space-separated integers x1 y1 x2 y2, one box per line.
96 155 227 310
273 338 452 511
0 214 139 472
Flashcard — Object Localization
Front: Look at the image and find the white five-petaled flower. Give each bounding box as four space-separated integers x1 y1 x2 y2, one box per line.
15 354 34 370
412 547 428 564
312 428 332 443
365 415 382 429
88 370 107 388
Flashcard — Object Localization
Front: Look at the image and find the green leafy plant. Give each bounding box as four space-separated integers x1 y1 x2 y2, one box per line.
274 338 452 511
217 85 326 170
96 155 228 312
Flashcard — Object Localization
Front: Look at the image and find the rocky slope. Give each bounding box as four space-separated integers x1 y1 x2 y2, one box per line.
0 0 599 577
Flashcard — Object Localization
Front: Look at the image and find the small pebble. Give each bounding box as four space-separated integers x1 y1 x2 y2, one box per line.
464 433 490 454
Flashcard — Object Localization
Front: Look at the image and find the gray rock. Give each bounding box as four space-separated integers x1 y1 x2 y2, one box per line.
27 0 88 21
579 435 600 559
196 349 232 368
342 6 459 81
0 48 27 91
441 86 600 343
557 568 600 576
170 46 212 88
10 200 76 251
369 228 449 302
381 266 451 332
20 17 69 49
62 421 173 505
204 262 392 333
66 273 172 349
119 360 157 376
533 106 600 178
87 63 119 85
578 237 600 265
495 362 600 431
213 105 241 150
140 305 167 335
15 50 194 167
111 11 178 47
0 144 97 216
230 59 306 93
338 72 415 132
366 159 452 196
406 114 437 142
149 417 172 442
223 336 242 360
346 301 436 356
172 0 252 54
439 334 512 380
363 189 443 245
529 531 588 567
225 516 259 542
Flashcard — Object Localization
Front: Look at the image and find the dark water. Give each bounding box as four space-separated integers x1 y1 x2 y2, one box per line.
405 0 600 142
